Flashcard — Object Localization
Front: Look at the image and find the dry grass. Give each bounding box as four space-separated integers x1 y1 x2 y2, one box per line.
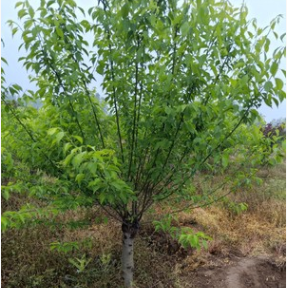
1 205 178 287
1 162 286 287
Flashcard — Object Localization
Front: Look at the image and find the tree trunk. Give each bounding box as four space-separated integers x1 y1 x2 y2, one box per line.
121 222 138 288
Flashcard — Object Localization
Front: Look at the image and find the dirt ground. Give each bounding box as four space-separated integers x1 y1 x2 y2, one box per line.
137 222 286 288
179 254 286 288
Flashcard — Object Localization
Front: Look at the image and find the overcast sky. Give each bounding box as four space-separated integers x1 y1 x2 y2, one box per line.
1 0 286 122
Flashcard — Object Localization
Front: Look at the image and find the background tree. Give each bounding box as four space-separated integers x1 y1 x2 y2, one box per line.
2 0 285 286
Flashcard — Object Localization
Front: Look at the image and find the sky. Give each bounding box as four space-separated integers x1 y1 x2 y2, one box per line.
1 0 286 122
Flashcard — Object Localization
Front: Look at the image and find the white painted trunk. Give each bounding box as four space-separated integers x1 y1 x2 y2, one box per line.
122 230 135 288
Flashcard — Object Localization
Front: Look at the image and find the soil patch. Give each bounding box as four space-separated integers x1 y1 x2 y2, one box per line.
182 255 286 288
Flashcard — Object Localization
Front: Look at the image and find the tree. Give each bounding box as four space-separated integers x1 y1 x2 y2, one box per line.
2 0 286 286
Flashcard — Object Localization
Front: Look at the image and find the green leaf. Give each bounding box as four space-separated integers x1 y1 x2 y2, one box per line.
264 81 273 92
72 135 83 144
1 216 8 231
190 234 199 248
264 93 273 107
110 180 123 190
278 90 285 102
98 192 106 204
1 57 8 65
63 143 73 154
280 32 286 41
270 62 279 77
28 6 35 18
222 154 229 168
63 153 75 166
181 22 189 36
56 131 65 143
121 3 129 18
12 84 22 92
75 173 85 184
24 19 34 29
264 38 270 52
78 6 86 16
272 97 279 107
15 1 23 8
96 62 105 75
18 9 27 19
56 27 64 39
18 213 25 224
81 20 90 31
47 128 58 135
72 152 87 168
88 178 102 191
12 27 19 36
2 188 10 200
275 78 284 90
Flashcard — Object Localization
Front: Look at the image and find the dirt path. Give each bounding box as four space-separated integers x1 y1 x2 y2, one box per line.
226 257 268 288
183 255 285 288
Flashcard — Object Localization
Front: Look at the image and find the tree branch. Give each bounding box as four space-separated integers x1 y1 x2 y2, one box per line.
128 35 140 182
101 0 124 163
